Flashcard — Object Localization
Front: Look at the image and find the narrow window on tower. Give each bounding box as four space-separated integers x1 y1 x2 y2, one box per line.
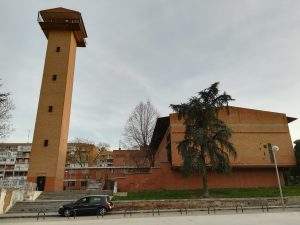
56 47 61 52
48 106 53 112
52 74 57 81
44 140 49 147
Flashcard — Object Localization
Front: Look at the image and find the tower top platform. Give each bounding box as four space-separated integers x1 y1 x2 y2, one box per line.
38 7 87 47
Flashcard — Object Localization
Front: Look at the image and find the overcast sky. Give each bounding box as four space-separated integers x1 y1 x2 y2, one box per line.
0 0 299 148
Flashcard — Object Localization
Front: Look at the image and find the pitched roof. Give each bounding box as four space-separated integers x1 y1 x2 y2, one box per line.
149 116 170 151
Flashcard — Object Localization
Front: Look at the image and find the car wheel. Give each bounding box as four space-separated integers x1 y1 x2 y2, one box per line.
98 207 107 216
63 209 71 217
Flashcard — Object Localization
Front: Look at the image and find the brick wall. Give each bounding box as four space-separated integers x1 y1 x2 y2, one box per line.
116 162 282 192
113 197 286 211
112 150 147 167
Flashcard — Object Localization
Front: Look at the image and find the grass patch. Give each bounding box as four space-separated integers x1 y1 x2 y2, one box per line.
113 186 300 201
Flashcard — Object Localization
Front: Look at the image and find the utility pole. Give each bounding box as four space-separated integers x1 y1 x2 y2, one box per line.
265 143 285 209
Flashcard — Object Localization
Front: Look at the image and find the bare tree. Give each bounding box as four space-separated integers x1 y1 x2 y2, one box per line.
67 138 97 167
123 100 159 166
131 151 150 168
0 82 14 138
97 142 110 151
94 142 112 167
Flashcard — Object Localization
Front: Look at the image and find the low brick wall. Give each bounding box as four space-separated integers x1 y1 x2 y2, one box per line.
113 197 287 211
116 163 283 192
286 196 300 205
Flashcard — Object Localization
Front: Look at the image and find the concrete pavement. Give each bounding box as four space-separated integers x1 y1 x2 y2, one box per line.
1 211 300 225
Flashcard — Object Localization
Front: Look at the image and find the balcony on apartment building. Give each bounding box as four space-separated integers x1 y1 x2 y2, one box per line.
14 163 29 171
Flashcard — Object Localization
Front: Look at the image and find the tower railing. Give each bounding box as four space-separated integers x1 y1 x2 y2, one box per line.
37 12 87 47
37 11 80 23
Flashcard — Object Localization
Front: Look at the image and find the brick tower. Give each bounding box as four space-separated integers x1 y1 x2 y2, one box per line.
27 8 87 192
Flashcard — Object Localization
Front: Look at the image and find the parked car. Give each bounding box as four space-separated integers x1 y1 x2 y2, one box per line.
58 195 114 217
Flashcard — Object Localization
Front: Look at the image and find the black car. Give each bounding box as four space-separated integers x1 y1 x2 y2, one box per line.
58 195 113 217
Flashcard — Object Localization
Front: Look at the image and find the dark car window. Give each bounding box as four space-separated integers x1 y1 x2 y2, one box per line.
89 196 105 204
76 197 89 204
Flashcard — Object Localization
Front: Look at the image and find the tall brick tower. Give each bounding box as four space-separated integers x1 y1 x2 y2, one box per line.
27 8 87 192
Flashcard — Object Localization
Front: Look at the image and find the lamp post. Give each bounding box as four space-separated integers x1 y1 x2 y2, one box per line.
270 144 285 209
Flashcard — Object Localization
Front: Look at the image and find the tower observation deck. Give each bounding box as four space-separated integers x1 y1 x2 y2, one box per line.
38 7 87 47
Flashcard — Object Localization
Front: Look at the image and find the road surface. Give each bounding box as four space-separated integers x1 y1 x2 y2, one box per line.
1 211 300 225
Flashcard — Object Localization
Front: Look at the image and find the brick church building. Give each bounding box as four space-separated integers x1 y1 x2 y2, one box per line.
114 106 296 191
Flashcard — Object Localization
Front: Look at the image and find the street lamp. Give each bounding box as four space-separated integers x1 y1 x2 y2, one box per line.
270 144 285 209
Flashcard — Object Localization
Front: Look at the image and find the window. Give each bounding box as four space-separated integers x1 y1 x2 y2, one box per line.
52 74 57 81
76 197 88 203
48 106 53 112
56 47 61 52
43 140 48 147
81 181 87 187
89 196 104 204
68 181 76 187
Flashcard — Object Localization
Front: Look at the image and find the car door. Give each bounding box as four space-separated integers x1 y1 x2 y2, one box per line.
73 197 90 215
88 196 102 214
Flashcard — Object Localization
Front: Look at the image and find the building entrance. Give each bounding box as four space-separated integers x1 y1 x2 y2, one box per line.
36 176 46 191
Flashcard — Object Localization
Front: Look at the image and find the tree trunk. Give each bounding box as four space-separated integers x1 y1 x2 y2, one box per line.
146 146 155 167
201 154 209 197
149 154 155 167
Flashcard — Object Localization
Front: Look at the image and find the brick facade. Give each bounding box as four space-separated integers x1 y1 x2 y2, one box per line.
169 107 296 167
115 107 295 192
116 163 284 192
112 150 148 167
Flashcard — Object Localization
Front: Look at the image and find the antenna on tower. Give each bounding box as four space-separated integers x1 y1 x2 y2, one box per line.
118 140 121 150
27 129 30 143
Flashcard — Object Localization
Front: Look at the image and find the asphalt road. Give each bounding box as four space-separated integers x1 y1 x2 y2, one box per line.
1 211 300 225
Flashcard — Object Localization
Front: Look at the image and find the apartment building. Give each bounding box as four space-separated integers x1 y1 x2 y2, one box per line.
0 143 31 188
0 142 116 189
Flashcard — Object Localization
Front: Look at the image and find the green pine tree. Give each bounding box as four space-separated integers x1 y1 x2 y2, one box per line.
170 82 236 197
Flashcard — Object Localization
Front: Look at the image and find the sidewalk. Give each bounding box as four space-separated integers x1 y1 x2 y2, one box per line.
0 212 58 219
1 212 300 225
